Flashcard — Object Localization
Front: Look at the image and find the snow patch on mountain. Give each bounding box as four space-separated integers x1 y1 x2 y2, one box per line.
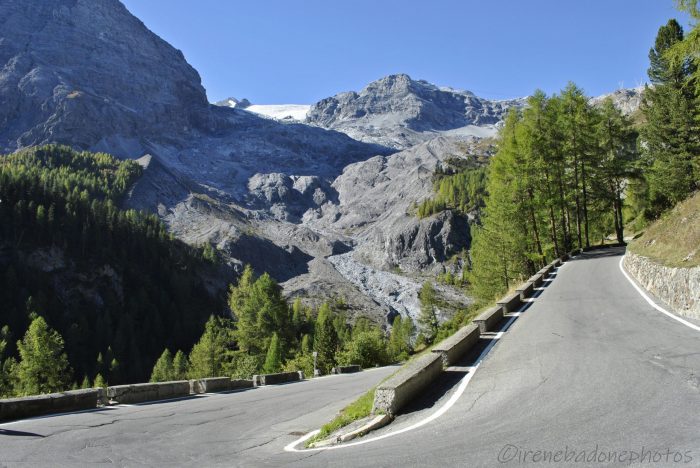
245 104 311 121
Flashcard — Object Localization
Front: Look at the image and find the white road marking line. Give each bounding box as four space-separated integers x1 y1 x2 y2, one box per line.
284 309 525 453
618 256 700 333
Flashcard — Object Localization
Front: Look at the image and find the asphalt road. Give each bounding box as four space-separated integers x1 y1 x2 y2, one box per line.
2 248 699 467
0 366 397 467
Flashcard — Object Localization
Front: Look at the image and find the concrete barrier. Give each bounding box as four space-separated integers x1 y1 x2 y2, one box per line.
473 305 504 333
231 379 255 390
551 258 562 267
497 292 522 313
372 352 443 416
515 281 535 301
253 371 304 386
332 365 362 374
106 381 190 404
431 323 480 366
190 377 255 393
191 377 229 394
0 389 100 422
529 273 544 287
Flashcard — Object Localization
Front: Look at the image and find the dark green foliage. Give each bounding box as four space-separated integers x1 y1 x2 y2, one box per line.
226 351 263 379
0 325 14 397
314 303 340 374
338 328 388 368
641 20 699 216
418 282 439 344
0 145 224 387
387 315 414 362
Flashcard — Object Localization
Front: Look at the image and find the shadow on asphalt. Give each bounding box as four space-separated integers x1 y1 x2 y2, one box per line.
574 247 625 260
397 338 495 417
394 271 563 419
0 428 45 438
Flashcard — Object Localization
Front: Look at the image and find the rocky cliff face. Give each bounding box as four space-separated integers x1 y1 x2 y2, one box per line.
305 74 525 149
0 0 217 156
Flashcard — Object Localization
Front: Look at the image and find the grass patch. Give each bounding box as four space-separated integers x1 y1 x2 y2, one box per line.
628 191 700 268
306 387 378 446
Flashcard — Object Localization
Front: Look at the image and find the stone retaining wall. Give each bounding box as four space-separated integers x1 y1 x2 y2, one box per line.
624 251 700 319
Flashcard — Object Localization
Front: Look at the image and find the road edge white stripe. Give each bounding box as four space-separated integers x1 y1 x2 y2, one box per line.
618 255 700 333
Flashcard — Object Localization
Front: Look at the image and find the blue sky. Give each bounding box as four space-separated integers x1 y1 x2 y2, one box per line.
121 0 691 104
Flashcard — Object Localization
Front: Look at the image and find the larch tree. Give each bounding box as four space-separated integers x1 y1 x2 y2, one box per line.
314 303 339 374
418 282 440 343
13 316 71 396
150 348 174 382
641 19 699 214
262 333 282 374
187 316 231 379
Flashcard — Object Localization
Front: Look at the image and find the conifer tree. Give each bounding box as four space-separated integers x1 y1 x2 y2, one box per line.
470 111 531 300
81 375 91 389
150 348 174 382
314 303 339 374
262 333 282 374
595 99 639 242
418 282 439 344
13 316 71 396
641 19 699 214
388 316 414 362
172 350 188 380
188 316 230 379
0 325 12 396
94 373 107 389
301 334 312 355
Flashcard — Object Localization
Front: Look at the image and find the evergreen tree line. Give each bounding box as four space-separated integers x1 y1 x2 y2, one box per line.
469 14 700 302
416 166 487 218
639 17 700 218
0 146 223 395
149 265 417 383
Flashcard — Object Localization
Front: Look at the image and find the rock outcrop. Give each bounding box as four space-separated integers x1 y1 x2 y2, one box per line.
589 87 644 116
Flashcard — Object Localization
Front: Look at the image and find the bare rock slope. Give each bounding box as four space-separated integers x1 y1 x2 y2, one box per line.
305 73 525 149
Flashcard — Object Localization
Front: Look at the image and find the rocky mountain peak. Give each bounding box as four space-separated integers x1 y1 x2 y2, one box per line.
305 73 524 149
0 0 215 156
215 97 252 109
589 86 644 116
